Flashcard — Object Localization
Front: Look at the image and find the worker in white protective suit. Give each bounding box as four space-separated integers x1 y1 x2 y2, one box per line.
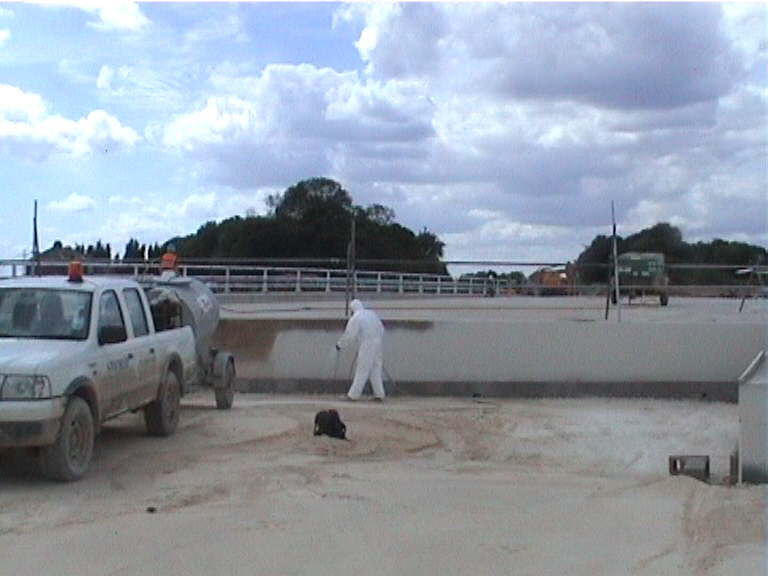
336 299 386 401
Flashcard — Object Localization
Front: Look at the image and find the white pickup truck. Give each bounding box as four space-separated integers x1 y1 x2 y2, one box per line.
0 269 198 481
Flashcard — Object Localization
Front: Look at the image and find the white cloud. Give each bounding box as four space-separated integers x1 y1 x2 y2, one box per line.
48 193 96 213
0 85 139 160
163 96 259 150
96 64 114 90
722 3 767 63
95 63 184 112
184 11 246 44
35 2 148 32
156 2 765 258
28 2 756 264
73 189 275 257
173 63 434 150
0 29 9 46
346 3 743 111
161 63 436 190
75 1 149 32
443 219 576 265
57 59 92 85
0 85 47 123
181 193 216 219
79 109 140 151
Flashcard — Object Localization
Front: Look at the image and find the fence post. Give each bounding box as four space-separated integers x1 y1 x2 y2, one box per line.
262 269 268 293
296 269 302 293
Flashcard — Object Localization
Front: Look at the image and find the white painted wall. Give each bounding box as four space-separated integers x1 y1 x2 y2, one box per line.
223 319 766 386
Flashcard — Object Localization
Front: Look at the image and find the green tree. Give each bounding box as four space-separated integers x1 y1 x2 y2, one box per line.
126 177 447 272
576 222 767 286
123 238 143 261
270 177 353 222
623 222 686 262
416 228 445 261
576 234 614 284
365 204 396 226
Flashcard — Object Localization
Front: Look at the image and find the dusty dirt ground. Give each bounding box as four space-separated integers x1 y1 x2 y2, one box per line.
1 393 765 576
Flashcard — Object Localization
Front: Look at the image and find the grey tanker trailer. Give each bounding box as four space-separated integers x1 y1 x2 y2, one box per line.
141 271 236 409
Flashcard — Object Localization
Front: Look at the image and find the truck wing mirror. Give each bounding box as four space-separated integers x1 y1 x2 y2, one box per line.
99 325 127 345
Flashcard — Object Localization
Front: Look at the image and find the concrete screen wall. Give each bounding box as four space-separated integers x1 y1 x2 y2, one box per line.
213 315 767 401
739 351 768 482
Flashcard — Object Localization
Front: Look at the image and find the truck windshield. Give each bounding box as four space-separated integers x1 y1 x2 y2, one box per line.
0 288 92 340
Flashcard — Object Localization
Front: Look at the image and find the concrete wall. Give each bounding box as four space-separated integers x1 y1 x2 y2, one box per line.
739 352 768 483
213 317 767 401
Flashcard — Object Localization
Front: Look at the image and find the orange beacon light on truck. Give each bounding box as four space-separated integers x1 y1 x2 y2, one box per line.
161 252 178 271
68 261 84 282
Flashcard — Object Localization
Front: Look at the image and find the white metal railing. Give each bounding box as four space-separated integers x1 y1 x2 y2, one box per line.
0 259 502 297
2 258 759 300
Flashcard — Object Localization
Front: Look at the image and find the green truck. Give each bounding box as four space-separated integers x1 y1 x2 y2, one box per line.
611 252 669 306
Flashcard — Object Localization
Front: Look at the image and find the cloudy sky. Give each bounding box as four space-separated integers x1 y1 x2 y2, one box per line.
1 2 765 266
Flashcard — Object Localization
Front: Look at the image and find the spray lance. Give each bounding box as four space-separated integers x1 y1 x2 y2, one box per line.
332 342 341 381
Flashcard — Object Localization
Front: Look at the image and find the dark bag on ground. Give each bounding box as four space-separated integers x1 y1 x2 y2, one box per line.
314 409 347 440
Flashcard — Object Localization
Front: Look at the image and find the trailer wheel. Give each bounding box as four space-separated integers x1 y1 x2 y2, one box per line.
215 358 236 410
41 396 94 481
145 370 181 436
214 358 235 410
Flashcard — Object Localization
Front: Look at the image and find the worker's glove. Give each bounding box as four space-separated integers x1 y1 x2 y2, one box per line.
335 342 341 351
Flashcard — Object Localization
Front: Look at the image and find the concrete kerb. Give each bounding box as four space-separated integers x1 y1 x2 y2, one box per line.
236 378 738 402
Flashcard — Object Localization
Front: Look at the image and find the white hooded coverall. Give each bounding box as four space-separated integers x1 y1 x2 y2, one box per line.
337 299 385 400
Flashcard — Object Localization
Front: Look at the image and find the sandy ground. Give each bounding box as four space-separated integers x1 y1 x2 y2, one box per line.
0 393 765 576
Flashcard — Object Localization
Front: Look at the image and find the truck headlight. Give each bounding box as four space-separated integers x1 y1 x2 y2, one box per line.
1 375 52 400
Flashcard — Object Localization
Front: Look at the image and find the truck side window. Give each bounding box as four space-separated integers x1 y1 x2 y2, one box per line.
98 291 127 344
123 288 149 337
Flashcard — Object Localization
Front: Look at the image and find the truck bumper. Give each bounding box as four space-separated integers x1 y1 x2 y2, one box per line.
0 397 67 448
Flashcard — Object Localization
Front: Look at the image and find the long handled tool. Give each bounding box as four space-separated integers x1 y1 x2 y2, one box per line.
332 347 341 380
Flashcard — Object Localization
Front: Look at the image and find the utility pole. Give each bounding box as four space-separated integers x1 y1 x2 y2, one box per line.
33 200 40 276
610 201 621 322
345 217 356 315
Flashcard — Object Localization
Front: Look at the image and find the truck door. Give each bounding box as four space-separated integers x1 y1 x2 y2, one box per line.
121 287 158 406
95 290 140 417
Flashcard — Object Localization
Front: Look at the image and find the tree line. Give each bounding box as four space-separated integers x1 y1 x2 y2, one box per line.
167 178 446 274
41 177 765 285
43 178 447 275
575 222 767 286
46 239 166 262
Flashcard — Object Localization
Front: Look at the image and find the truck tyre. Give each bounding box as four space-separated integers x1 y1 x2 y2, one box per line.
144 370 181 436
215 358 235 410
41 396 94 482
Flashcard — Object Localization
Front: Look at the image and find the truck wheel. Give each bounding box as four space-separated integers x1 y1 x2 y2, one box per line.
215 358 235 410
41 397 94 482
144 370 181 436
